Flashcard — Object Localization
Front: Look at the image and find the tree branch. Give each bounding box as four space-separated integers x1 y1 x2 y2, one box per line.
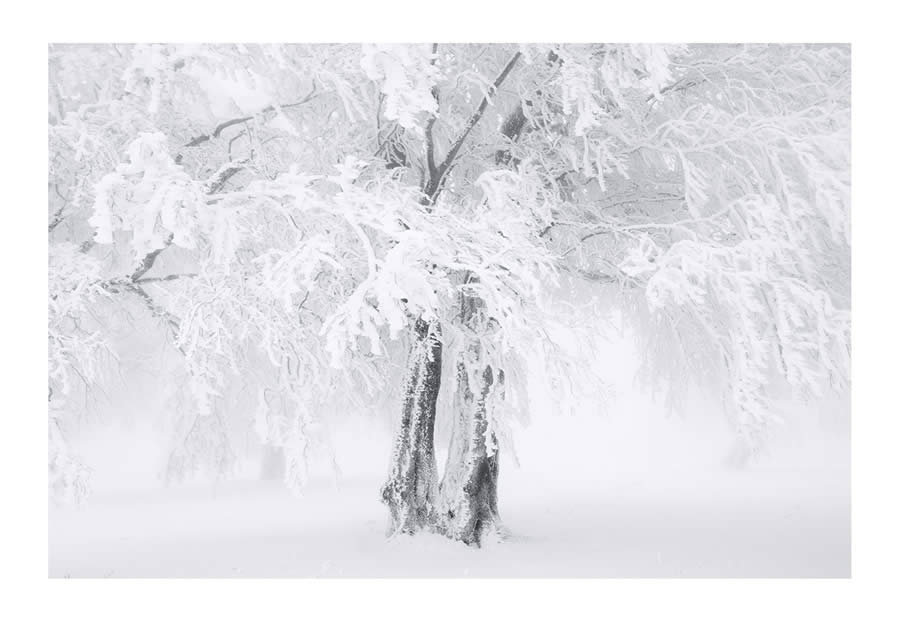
423 51 522 202
130 236 174 283
424 43 440 181
204 159 249 195
49 184 70 233
48 206 66 233
120 281 183 345
130 159 249 282
178 83 318 158
134 273 198 284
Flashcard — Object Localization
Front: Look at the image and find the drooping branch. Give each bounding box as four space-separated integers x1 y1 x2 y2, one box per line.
120 281 182 337
129 159 248 282
97 278 183 347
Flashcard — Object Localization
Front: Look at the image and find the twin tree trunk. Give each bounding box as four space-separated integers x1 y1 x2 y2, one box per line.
380 49 528 546
381 295 502 547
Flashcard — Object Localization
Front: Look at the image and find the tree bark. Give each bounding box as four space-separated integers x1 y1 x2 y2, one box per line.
380 48 522 541
437 283 503 547
439 355 502 546
381 318 443 535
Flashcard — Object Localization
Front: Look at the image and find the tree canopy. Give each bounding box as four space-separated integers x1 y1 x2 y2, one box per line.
48 43 851 504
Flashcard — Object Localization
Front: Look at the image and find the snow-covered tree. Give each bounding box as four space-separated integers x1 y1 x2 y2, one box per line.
48 43 850 545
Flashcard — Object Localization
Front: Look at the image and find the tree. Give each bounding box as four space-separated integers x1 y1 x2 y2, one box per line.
48 43 850 545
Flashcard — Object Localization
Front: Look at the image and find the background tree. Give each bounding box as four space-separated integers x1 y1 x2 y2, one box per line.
48 43 850 545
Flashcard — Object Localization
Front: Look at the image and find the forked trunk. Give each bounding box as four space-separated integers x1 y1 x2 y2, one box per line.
381 318 442 535
439 358 502 546
379 49 522 540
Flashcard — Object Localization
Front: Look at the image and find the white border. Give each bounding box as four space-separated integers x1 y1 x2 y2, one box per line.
3 1 898 620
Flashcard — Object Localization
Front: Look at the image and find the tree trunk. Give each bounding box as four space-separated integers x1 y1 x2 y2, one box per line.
381 317 443 535
378 47 523 542
439 356 502 546
436 283 503 547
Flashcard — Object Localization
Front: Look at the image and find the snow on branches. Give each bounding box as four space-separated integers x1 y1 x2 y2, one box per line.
90 132 205 256
48 43 851 501
361 44 441 134
581 44 851 446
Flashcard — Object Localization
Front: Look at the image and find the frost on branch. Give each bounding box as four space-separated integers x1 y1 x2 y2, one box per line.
48 44 850 509
90 132 204 258
48 243 110 397
361 44 440 134
600 44 684 102
545 44 850 449
49 400 90 505
47 242 111 502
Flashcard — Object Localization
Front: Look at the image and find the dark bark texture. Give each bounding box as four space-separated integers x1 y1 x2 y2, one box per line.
381 318 443 535
440 358 502 546
381 48 523 543
438 283 503 546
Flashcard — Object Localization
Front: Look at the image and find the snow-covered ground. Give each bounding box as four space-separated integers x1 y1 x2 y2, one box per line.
49 386 849 578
